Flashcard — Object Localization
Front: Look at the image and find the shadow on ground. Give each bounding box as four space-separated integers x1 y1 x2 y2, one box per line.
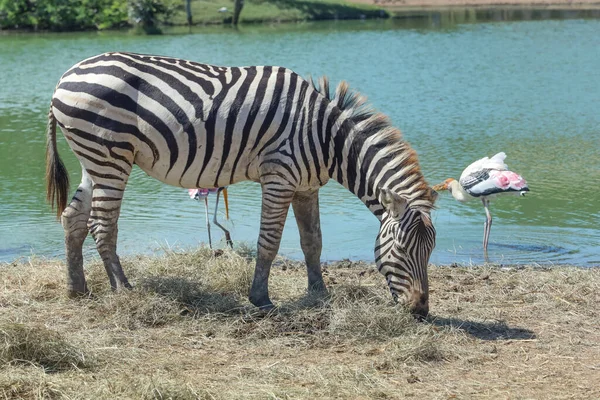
139 276 245 315
429 316 536 341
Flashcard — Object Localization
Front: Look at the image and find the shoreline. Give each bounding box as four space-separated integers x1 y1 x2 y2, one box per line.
349 0 600 9
388 3 600 9
3 252 598 269
1 2 599 33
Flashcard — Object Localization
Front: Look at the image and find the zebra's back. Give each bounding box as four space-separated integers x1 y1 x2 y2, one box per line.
51 52 313 189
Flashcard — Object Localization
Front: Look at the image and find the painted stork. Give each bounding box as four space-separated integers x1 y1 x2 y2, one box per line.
432 152 529 253
188 187 233 249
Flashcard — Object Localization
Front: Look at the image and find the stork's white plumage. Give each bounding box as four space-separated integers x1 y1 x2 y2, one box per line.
461 152 508 180
433 152 529 254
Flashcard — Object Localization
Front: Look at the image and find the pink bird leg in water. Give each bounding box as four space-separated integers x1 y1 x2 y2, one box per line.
187 187 232 249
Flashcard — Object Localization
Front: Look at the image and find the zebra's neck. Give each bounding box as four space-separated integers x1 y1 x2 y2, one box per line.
323 89 433 219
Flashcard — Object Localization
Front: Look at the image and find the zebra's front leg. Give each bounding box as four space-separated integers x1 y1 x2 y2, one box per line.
88 183 132 291
249 183 295 310
292 189 326 293
61 168 93 297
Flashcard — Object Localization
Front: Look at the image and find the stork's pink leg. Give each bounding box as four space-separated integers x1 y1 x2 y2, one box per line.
204 197 212 249
482 198 492 253
213 189 233 248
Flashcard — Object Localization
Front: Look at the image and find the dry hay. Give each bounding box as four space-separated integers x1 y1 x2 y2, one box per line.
0 249 598 399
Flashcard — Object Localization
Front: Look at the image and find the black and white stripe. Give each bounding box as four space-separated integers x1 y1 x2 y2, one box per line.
46 52 437 316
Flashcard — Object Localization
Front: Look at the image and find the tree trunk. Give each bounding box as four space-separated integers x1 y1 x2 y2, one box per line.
186 0 192 25
232 0 244 26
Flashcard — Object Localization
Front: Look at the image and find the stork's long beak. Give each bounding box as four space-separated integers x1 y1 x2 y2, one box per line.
432 182 449 191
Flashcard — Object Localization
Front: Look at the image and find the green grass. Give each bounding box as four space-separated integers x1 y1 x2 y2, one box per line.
169 0 388 25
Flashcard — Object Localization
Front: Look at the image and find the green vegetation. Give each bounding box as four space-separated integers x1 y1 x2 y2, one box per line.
169 0 387 26
0 0 387 31
0 0 130 30
128 0 179 33
0 249 598 398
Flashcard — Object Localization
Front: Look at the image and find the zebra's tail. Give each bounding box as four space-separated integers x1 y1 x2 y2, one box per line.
45 106 70 219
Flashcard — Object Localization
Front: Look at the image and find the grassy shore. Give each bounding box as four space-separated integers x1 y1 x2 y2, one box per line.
1 249 599 399
168 0 387 26
0 0 387 32
168 0 600 27
3 0 598 32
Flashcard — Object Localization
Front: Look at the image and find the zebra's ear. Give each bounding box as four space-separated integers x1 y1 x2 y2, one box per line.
420 211 434 228
379 188 408 219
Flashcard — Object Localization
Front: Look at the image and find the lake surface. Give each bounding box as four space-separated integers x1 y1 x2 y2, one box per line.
0 16 599 266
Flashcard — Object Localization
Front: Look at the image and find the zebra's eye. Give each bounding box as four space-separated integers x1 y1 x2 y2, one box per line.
393 243 408 256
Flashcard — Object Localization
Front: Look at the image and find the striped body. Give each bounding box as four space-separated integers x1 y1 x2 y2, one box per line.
46 52 437 316
53 52 329 191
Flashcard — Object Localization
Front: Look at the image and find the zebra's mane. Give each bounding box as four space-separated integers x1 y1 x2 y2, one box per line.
309 76 435 213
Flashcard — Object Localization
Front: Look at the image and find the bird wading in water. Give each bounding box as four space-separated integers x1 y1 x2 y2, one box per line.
188 187 233 249
432 152 529 255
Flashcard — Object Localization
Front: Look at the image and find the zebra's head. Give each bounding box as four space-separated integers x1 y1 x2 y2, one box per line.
375 188 437 319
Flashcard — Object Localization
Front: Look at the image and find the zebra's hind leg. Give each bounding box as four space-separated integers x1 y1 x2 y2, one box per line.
292 189 326 293
87 177 132 291
249 182 295 310
61 168 93 297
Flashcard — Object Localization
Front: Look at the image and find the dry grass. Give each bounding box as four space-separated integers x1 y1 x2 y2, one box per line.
0 324 89 372
1 249 599 399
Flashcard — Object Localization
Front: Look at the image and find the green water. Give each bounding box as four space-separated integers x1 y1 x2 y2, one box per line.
0 16 599 265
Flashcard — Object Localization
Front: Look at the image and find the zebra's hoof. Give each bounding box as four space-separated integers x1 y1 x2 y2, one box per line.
249 291 274 310
258 303 275 311
308 282 328 293
249 297 275 312
255 303 278 318
67 289 92 299
245 303 277 320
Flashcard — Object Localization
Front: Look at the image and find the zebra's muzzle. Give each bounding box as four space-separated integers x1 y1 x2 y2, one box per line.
408 291 429 320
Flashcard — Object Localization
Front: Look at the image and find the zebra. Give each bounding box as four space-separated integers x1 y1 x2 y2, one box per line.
46 52 437 317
